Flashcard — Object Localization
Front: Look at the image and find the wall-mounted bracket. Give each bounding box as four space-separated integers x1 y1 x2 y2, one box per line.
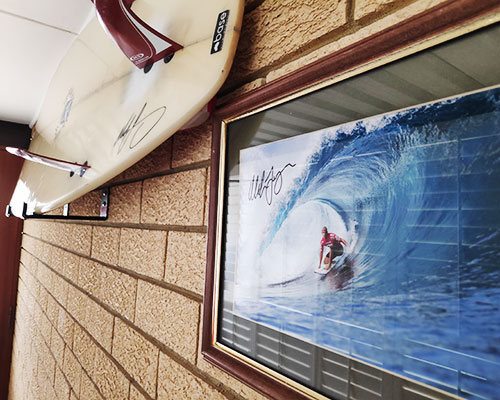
6 188 110 221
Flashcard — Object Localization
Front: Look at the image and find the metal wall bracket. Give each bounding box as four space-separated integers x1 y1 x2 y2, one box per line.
7 188 110 221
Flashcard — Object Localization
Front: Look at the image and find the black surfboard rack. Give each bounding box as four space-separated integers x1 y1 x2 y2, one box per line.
6 188 109 221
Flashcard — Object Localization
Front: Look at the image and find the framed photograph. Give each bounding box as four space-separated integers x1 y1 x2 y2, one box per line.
203 3 500 400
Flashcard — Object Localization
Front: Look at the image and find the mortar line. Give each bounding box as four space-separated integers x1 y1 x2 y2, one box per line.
154 346 161 399
348 0 355 23
39 220 208 233
163 231 169 281
202 167 210 228
102 160 211 189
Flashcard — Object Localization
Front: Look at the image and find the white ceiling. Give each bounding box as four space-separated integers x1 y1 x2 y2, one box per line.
0 0 94 126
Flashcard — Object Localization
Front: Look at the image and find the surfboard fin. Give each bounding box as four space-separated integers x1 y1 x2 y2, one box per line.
92 0 183 69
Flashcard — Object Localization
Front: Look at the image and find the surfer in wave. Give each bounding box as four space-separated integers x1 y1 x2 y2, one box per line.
318 226 349 270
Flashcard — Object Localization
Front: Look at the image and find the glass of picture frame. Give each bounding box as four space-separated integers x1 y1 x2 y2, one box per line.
202 2 500 399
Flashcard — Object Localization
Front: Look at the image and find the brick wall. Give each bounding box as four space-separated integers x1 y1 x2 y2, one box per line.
8 1 495 399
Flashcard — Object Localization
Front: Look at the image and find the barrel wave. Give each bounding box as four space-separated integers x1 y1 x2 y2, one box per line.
234 86 500 398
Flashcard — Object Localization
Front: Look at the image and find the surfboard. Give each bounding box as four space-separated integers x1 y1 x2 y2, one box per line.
8 0 244 218
315 245 345 276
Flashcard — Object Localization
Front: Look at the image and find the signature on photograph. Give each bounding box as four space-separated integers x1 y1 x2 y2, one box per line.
248 163 296 205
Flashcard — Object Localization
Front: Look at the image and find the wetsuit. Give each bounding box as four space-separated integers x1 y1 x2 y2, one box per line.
320 233 343 258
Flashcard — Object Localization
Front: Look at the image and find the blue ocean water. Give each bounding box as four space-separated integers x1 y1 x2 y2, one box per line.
234 87 500 398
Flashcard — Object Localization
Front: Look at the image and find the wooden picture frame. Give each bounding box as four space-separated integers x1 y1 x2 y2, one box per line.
202 1 500 399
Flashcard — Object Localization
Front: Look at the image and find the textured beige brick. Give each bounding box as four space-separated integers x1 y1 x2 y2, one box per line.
109 182 142 223
52 274 69 308
100 267 137 321
116 138 173 182
57 308 75 349
38 282 49 311
23 219 40 240
46 294 60 326
230 0 347 82
70 390 78 400
50 326 66 366
21 234 35 255
78 258 103 298
171 122 211 168
63 349 82 394
51 246 64 275
62 251 81 284
50 223 66 249
80 371 104 400
29 237 43 260
42 221 58 244
157 353 226 400
94 347 130 400
112 319 159 398
54 367 71 400
45 206 64 216
20 248 36 270
40 311 52 344
73 324 97 373
62 224 92 256
354 0 401 20
38 241 52 265
38 339 56 383
24 219 42 237
40 368 59 400
20 268 38 302
34 302 44 329
37 261 54 294
91 226 121 266
84 300 114 353
119 228 166 279
135 281 199 362
31 375 41 400
66 287 88 326
141 169 206 225
165 232 207 295
69 189 102 217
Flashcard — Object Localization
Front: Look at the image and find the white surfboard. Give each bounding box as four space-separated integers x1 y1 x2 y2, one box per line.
8 0 243 218
315 245 345 276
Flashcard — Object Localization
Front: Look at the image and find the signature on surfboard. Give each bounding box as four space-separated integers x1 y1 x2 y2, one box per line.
114 103 166 155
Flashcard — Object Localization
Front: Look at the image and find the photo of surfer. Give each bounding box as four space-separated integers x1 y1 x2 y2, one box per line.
233 85 500 398
318 226 349 271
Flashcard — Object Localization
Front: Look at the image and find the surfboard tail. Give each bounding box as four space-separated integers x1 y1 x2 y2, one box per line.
92 0 183 69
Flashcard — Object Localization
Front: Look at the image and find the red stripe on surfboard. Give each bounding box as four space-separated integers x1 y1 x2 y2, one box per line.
3 147 90 174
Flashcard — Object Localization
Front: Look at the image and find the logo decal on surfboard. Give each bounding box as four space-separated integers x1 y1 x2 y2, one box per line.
211 10 229 54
